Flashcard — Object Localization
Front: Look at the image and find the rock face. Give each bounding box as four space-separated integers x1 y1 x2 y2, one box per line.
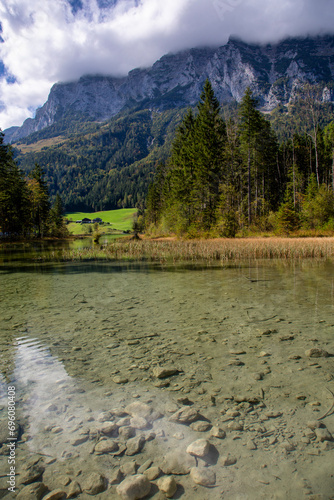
6 35 334 142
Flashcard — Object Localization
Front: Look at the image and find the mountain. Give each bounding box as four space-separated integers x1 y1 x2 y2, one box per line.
6 35 334 143
5 35 334 212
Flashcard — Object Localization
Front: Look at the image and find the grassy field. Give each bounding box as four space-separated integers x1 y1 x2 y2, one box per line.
65 208 137 234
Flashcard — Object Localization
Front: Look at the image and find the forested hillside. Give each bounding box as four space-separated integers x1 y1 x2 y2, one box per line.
145 81 334 236
13 108 186 212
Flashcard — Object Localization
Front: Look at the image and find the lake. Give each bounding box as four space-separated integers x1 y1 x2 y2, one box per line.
0 244 334 499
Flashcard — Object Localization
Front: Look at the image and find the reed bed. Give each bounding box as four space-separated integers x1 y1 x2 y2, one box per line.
59 237 334 263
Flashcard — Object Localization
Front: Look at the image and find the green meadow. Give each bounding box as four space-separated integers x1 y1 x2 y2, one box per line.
65 208 137 234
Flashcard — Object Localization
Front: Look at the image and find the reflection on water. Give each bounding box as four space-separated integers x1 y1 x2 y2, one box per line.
0 256 334 498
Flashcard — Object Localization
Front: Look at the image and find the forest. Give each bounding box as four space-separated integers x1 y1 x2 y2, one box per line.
144 80 334 237
0 131 67 238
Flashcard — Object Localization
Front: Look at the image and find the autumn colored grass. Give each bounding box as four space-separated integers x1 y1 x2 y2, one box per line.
59 237 334 263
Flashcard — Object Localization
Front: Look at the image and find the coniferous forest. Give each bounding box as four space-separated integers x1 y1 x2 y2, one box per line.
145 80 334 237
0 131 68 238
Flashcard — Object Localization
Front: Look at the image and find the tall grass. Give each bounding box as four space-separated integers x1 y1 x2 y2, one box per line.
59 237 334 263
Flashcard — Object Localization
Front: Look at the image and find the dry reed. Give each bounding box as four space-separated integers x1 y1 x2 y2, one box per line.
60 237 334 263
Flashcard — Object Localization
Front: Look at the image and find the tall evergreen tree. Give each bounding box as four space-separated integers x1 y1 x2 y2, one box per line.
28 163 51 237
238 88 262 225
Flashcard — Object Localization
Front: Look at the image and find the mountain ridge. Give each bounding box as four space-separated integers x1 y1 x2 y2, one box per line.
5 34 334 143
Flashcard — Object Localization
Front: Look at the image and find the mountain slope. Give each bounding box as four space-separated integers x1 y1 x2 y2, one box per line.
6 35 334 143
6 35 334 212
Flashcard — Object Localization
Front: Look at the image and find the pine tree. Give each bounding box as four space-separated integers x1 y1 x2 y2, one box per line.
0 131 29 237
238 88 262 225
28 163 51 237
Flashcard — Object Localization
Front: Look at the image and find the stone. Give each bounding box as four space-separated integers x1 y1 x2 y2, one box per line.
137 460 153 474
67 480 82 498
97 411 113 422
42 490 67 500
220 455 237 466
307 421 324 430
186 439 211 458
160 450 196 475
119 426 136 439
190 421 211 432
125 402 151 418
71 435 89 446
305 348 329 358
120 461 138 476
109 468 123 485
130 417 148 430
210 426 226 439
247 439 257 450
116 474 151 500
144 466 160 481
20 464 45 485
156 476 177 498
99 421 118 435
125 435 145 456
227 421 244 431
95 438 119 454
259 351 271 357
190 467 216 486
169 406 199 424
153 367 179 379
82 473 107 495
315 428 333 442
113 376 129 384
17 482 48 500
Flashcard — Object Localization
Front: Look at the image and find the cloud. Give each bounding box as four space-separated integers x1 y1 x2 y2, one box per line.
0 0 333 130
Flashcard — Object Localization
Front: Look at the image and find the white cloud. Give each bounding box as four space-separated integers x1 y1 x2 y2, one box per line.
0 0 333 130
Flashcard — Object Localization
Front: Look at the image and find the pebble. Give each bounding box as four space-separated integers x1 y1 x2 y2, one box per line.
315 428 333 442
144 466 161 480
116 474 151 500
186 439 211 458
67 480 82 498
82 473 107 495
16 482 48 500
307 421 323 430
137 460 153 474
305 348 329 358
190 467 216 486
99 421 118 435
153 367 179 379
130 416 148 430
42 490 67 500
169 406 199 424
161 450 196 475
125 402 152 421
119 426 136 440
95 438 119 454
20 464 45 485
210 426 226 439
220 455 237 466
227 421 244 431
156 476 178 497
113 376 129 384
190 421 212 432
125 435 145 456
120 461 138 476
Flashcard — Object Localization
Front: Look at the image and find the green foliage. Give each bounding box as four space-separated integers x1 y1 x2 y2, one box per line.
275 202 300 234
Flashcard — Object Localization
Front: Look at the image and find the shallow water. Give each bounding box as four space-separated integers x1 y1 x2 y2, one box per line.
0 256 334 499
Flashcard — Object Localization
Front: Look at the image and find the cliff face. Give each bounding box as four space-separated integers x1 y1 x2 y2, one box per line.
6 35 334 142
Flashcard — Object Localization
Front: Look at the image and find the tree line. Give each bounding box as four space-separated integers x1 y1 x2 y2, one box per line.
0 131 67 238
144 80 334 236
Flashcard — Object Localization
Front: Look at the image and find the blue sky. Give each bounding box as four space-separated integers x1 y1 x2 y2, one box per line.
0 0 333 130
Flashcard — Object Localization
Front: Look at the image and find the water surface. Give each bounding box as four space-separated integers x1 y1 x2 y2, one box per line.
0 252 334 499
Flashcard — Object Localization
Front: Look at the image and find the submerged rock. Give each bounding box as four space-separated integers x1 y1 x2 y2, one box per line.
190 467 216 486
157 476 177 497
305 348 329 358
82 473 107 495
116 474 151 500
169 406 199 424
186 439 211 458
